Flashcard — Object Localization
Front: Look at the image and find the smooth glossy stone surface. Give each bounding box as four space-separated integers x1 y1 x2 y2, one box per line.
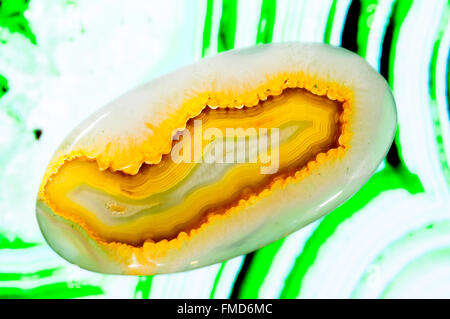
36 43 396 275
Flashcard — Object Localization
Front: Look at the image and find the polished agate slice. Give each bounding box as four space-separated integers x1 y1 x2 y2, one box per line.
36 43 396 275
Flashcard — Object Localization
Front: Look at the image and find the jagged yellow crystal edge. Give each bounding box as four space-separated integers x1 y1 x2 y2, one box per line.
38 72 353 274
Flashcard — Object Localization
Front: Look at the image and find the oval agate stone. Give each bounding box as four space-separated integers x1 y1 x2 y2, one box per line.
36 43 396 275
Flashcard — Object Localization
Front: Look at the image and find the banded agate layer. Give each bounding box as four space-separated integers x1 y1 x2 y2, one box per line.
37 43 396 275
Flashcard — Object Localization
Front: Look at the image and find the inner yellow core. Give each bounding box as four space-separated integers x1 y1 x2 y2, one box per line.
44 88 344 246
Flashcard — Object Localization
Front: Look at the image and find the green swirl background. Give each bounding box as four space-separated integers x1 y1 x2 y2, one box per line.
0 0 449 298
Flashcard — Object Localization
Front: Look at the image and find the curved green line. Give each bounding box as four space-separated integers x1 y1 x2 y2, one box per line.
256 0 276 44
280 0 420 299
380 246 450 298
209 261 227 298
0 282 103 299
428 2 450 184
218 0 238 52
280 165 424 298
202 0 214 57
324 0 337 44
238 239 284 298
351 221 450 298
0 267 60 281
0 234 39 249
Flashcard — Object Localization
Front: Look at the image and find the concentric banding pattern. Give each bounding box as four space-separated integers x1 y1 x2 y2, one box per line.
37 42 395 275
43 88 344 246
0 0 448 298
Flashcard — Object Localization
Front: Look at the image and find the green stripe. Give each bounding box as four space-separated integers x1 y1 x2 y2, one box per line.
209 261 227 298
0 268 60 281
256 0 276 44
324 0 338 44
386 0 420 182
280 164 424 298
428 2 450 184
202 0 214 57
237 238 284 298
217 0 238 52
0 282 103 299
0 234 39 249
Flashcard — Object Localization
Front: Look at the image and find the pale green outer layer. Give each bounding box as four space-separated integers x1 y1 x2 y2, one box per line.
36 42 397 275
